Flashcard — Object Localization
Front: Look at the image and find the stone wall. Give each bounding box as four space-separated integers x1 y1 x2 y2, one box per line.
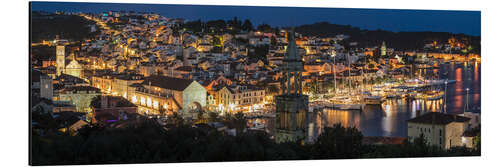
181 81 207 114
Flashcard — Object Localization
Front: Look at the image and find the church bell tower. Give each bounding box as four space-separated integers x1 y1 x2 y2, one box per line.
274 28 309 143
56 44 65 76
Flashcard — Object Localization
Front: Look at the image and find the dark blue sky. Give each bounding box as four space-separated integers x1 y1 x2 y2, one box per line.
31 2 481 36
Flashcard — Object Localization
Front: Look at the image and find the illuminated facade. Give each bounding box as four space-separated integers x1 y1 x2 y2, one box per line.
407 112 470 149
56 45 65 76
381 41 387 57
136 76 207 117
58 86 101 120
64 53 83 78
132 87 180 116
214 85 266 113
275 29 309 143
303 62 333 76
91 74 144 99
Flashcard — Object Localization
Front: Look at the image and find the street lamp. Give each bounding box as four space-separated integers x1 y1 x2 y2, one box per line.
465 88 470 112
444 80 448 113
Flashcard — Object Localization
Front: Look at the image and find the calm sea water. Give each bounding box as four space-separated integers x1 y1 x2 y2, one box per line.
252 61 481 138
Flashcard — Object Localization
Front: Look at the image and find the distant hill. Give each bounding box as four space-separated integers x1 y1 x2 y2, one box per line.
295 22 480 53
31 11 99 43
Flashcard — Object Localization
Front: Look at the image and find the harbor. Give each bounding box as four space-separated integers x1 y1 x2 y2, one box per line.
248 60 481 138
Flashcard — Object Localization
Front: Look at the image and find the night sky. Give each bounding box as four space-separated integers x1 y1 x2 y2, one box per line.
31 2 481 36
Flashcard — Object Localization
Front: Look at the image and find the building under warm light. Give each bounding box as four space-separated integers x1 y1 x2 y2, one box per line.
136 76 207 117
303 62 333 76
91 96 138 124
407 112 470 149
58 86 102 117
214 85 266 113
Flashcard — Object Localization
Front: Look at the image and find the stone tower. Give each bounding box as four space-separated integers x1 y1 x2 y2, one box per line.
381 41 387 57
56 45 65 76
274 28 309 143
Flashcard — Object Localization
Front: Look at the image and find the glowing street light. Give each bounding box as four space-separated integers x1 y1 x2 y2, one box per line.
465 88 470 112
444 80 448 113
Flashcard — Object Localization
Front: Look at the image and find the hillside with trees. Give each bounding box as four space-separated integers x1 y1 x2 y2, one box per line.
31 11 100 43
294 22 480 53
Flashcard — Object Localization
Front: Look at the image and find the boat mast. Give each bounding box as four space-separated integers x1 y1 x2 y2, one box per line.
348 52 351 94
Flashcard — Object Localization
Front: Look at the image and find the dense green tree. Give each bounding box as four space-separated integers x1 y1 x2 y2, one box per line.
31 115 479 165
233 111 246 134
31 12 100 42
473 132 481 153
183 19 203 33
227 17 242 34
206 19 226 34
168 112 185 126
311 124 363 159
242 19 254 31
257 24 276 33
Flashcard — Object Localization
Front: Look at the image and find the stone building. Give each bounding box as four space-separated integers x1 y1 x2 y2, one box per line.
56 45 65 76
31 69 53 100
131 83 181 116
91 73 144 99
55 44 83 78
407 112 470 149
134 76 207 117
381 41 387 57
91 96 138 124
58 86 101 119
274 29 309 143
64 55 83 78
214 85 266 113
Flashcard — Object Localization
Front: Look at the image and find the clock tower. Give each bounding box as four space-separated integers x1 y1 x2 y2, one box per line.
56 45 65 76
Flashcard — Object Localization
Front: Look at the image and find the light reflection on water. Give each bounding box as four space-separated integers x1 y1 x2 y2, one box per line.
251 62 481 138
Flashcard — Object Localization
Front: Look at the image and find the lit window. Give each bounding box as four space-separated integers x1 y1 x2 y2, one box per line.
147 97 152 107
153 101 158 109
140 97 145 105
132 95 137 103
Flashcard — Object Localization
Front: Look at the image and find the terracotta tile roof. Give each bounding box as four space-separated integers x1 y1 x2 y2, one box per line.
142 75 194 91
174 66 193 72
407 112 470 125
61 86 101 94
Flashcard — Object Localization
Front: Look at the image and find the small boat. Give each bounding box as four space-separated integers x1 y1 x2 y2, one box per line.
427 95 444 100
364 96 383 105
333 103 363 110
445 79 456 84
386 94 398 99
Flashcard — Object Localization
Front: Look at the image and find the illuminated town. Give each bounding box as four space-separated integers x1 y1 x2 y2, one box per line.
30 3 481 165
